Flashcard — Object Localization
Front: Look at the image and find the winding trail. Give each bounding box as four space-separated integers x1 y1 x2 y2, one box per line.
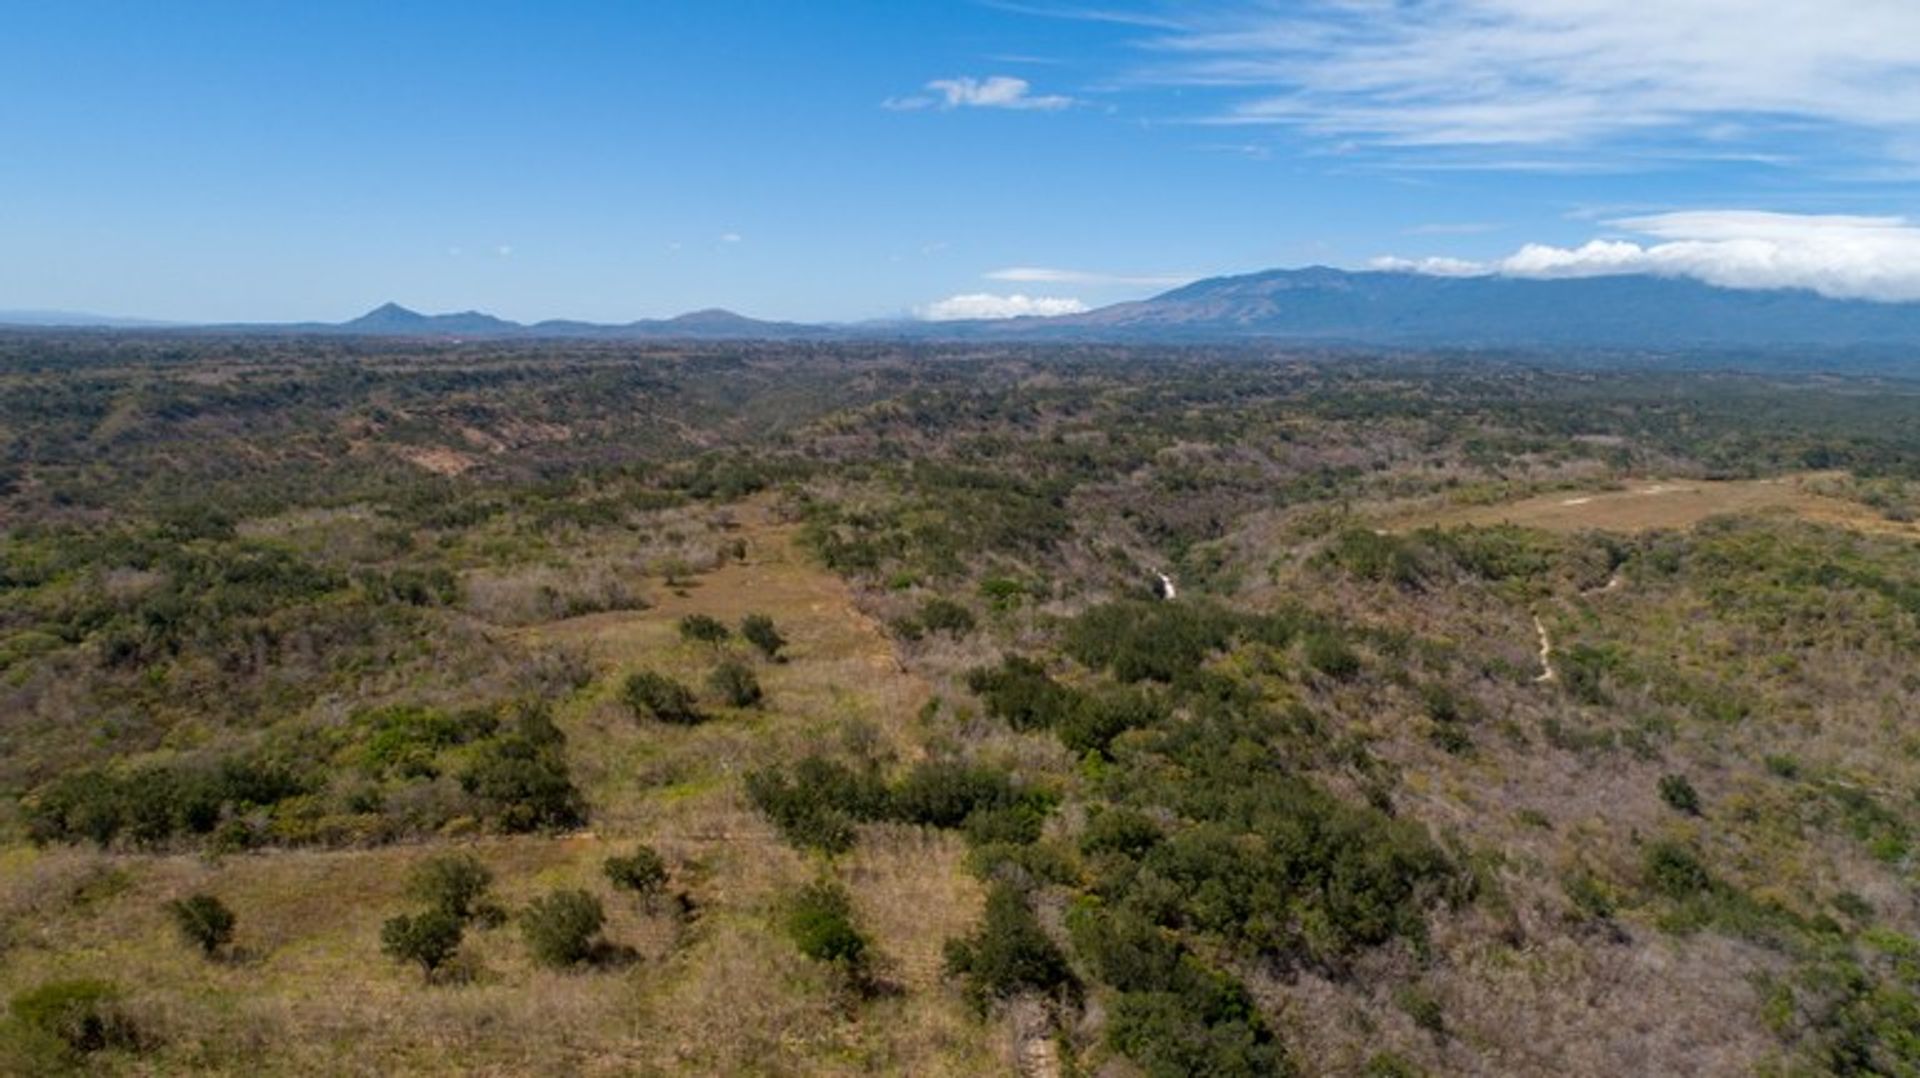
1533 615 1557 684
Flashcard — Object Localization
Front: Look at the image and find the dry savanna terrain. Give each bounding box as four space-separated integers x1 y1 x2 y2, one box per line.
4 339 1920 1076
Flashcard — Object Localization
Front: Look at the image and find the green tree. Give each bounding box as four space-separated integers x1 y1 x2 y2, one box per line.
380 909 464 982
520 889 605 968
741 613 786 660
165 893 236 957
406 853 499 924
943 883 1074 1012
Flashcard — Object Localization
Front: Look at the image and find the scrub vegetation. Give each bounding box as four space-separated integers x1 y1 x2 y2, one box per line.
4 332 1920 1073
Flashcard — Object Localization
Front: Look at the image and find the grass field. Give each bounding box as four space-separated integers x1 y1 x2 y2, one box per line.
1382 471 1920 538
0 502 998 1076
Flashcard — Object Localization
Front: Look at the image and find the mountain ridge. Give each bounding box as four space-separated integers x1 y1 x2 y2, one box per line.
12 269 1920 349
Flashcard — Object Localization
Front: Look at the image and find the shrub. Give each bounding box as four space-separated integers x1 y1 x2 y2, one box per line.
707 659 764 708
1080 807 1164 859
603 845 669 907
380 909 464 981
890 760 1022 830
968 655 1077 732
457 708 586 832
917 597 977 637
406 854 497 924
786 879 869 969
745 756 889 854
740 613 785 660
1066 600 1242 683
165 893 236 957
943 883 1075 1012
7 979 139 1055
1644 840 1712 898
677 613 730 645
1658 774 1702 816
622 670 702 725
1067 906 1288 1076
520 889 605 968
1302 631 1361 680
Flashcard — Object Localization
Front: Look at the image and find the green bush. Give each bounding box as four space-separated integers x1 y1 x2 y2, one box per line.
519 889 605 968
1069 905 1288 1077
380 909 464 981
7 979 139 1055
1644 840 1712 898
707 659 763 708
786 879 869 969
1080 808 1164 859
1658 774 1702 816
1302 631 1361 680
917 597 977 637
943 883 1075 1012
744 756 891 854
457 707 585 832
677 613 730 645
622 670 702 724
890 760 1024 830
603 845 669 907
406 854 498 924
165 893 236 957
740 613 785 660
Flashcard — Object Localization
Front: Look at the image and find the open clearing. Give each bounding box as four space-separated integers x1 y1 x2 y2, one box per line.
1385 471 1920 538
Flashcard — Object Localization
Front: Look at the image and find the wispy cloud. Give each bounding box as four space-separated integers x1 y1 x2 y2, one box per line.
917 293 1088 320
886 75 1074 112
1374 210 1920 301
1104 1 1920 170
985 266 1193 288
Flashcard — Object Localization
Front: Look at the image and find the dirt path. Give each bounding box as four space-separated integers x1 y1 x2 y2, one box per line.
1533 615 1557 684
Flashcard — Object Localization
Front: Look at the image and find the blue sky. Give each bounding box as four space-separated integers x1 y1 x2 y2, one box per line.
7 1 1920 323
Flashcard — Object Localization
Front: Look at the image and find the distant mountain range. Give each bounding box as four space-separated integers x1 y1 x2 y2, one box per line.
12 269 1920 351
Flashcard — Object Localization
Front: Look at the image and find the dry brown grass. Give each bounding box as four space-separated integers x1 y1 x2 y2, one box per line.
1383 471 1920 539
0 500 995 1075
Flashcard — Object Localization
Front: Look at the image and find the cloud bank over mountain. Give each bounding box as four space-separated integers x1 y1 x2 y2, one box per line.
1374 211 1920 302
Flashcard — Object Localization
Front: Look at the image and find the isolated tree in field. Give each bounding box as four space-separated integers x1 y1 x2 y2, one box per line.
622 669 702 724
603 845 669 910
741 613 785 660
678 613 730 645
406 853 500 925
520 889 605 968
166 893 236 957
708 658 763 708
380 909 464 982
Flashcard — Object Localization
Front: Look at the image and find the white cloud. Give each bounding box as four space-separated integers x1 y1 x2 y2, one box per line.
718 232 743 244
1376 210 1920 301
985 266 1194 288
496 245 514 258
886 75 1074 112
1369 255 1486 277
917 293 1089 320
1124 1 1920 167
